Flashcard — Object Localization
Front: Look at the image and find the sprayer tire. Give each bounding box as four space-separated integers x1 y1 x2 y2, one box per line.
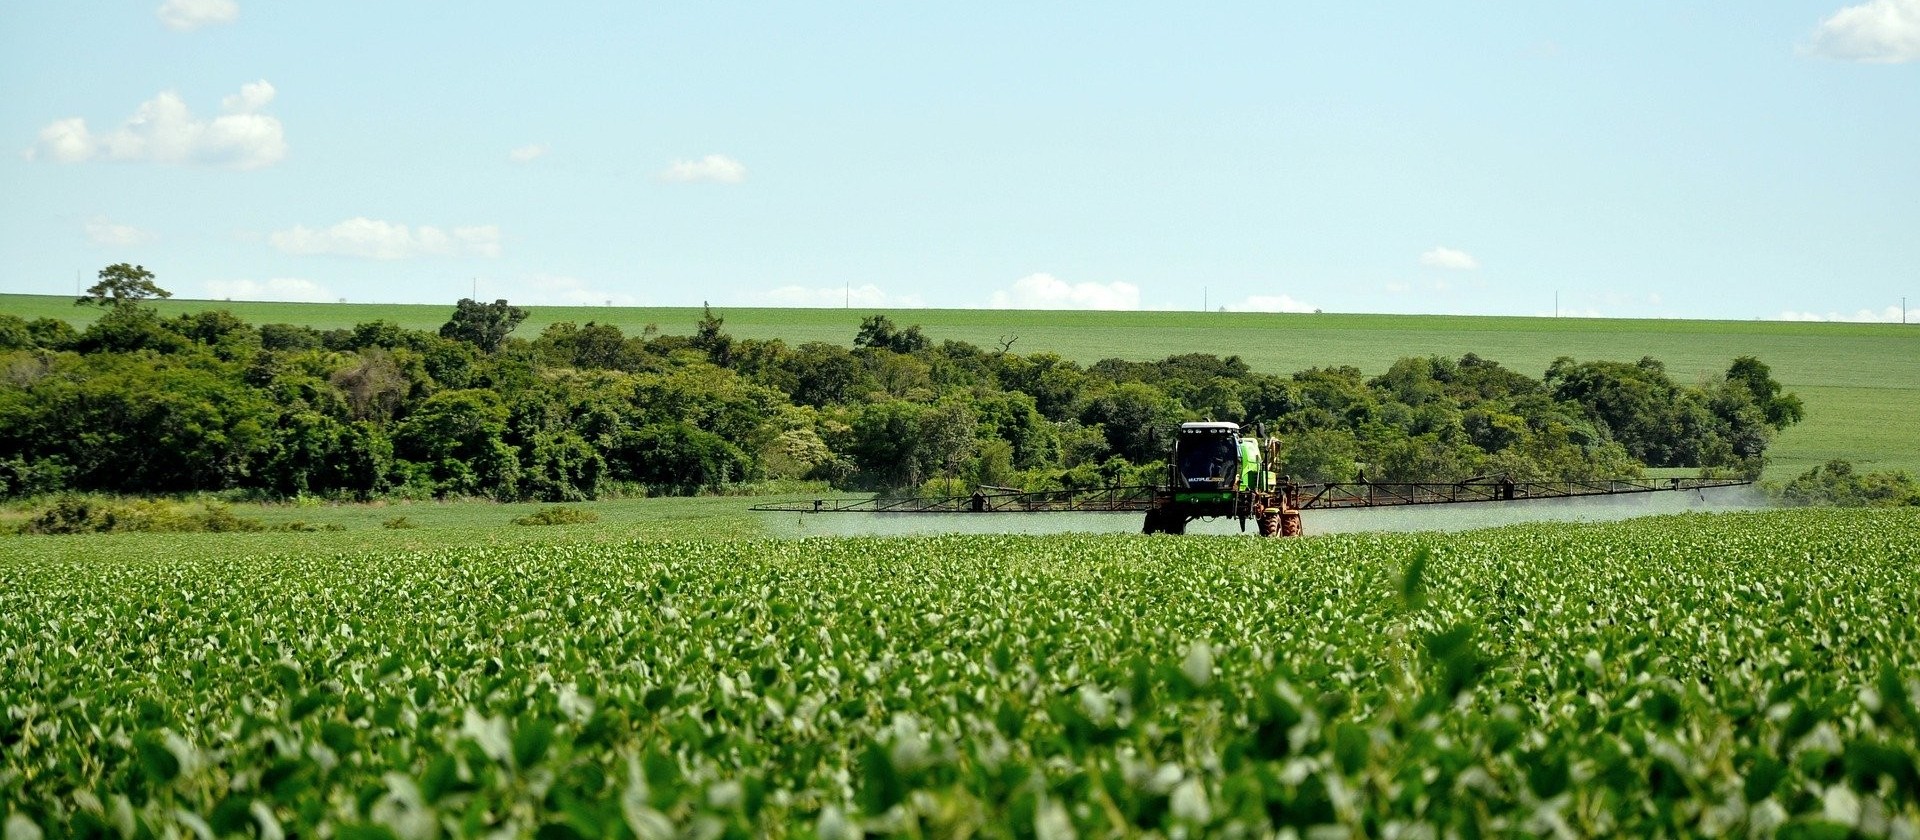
1258 511 1280 537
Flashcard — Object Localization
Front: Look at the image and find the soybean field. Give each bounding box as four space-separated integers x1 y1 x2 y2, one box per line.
3 507 1917 837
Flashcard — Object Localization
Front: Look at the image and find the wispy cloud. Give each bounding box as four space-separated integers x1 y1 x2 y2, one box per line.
1223 294 1317 313
157 0 237 32
1418 246 1480 270
659 154 747 184
520 274 640 306
270 218 502 260
1774 305 1919 323
1384 278 1458 295
1804 0 1920 63
203 277 334 302
508 144 548 163
85 218 158 247
989 273 1139 310
24 81 285 169
759 284 924 308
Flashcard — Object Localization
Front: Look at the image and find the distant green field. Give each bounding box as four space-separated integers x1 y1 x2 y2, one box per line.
6 293 1916 478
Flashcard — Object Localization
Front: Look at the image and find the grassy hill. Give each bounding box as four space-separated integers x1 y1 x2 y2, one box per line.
7 293 1915 478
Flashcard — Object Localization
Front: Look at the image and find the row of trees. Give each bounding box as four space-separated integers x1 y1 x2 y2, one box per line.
0 266 1803 501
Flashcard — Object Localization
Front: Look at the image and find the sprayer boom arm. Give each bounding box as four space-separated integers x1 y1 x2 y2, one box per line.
749 476 1749 515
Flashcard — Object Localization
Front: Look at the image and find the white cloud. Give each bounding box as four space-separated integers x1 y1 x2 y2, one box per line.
203 277 333 302
1223 294 1317 313
520 274 640 306
24 81 285 169
270 218 502 260
1774 305 1919 323
221 80 275 114
759 284 925 308
1805 0 1920 62
1418 246 1480 270
84 217 158 247
157 0 238 31
508 144 548 163
659 154 747 184
989 273 1139 310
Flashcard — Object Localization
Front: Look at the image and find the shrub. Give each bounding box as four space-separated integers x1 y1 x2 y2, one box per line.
14 496 271 534
382 515 418 530
511 506 599 526
273 520 346 533
1776 459 1920 507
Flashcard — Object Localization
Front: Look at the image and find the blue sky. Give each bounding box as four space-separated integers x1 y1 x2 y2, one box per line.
3 1 1916 320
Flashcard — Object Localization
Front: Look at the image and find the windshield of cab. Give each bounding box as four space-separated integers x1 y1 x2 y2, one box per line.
1176 433 1237 489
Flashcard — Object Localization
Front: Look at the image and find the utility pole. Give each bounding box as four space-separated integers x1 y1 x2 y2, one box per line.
472 277 477 300
1555 290 1560 318
1203 286 1208 312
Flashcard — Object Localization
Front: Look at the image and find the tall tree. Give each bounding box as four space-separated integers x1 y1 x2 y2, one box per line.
1725 356 1805 429
439 298 528 353
78 263 170 308
692 302 733 367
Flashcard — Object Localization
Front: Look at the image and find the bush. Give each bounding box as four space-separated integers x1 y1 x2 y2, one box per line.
1775 459 1920 507
15 496 271 534
274 520 347 533
382 515 418 530
511 506 599 526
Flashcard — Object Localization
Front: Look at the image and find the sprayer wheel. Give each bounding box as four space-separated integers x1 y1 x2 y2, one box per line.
1280 512 1303 537
1257 511 1280 537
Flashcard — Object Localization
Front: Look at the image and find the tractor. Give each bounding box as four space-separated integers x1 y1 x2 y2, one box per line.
1142 421 1301 536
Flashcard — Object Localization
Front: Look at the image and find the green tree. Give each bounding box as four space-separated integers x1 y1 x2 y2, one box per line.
1778 459 1920 507
26 318 78 350
915 400 979 484
519 429 606 501
1080 382 1182 464
73 306 190 355
608 422 748 494
775 342 866 407
439 298 528 353
1725 356 1805 429
1274 428 1359 483
259 323 323 351
0 352 271 493
854 314 930 354
0 314 32 351
996 352 1089 422
692 302 733 367
255 412 391 498
78 263 171 308
392 389 521 498
848 401 925 487
534 321 630 370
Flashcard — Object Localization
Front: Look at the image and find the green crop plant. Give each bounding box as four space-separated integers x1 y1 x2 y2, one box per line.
1 507 1916 836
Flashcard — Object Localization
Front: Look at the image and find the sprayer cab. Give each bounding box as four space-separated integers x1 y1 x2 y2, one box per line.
1172 422 1244 491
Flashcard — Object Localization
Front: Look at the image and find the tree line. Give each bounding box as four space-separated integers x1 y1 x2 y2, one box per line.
0 266 1804 501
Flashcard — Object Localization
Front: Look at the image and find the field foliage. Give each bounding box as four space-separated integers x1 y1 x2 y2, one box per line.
3 508 1916 837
